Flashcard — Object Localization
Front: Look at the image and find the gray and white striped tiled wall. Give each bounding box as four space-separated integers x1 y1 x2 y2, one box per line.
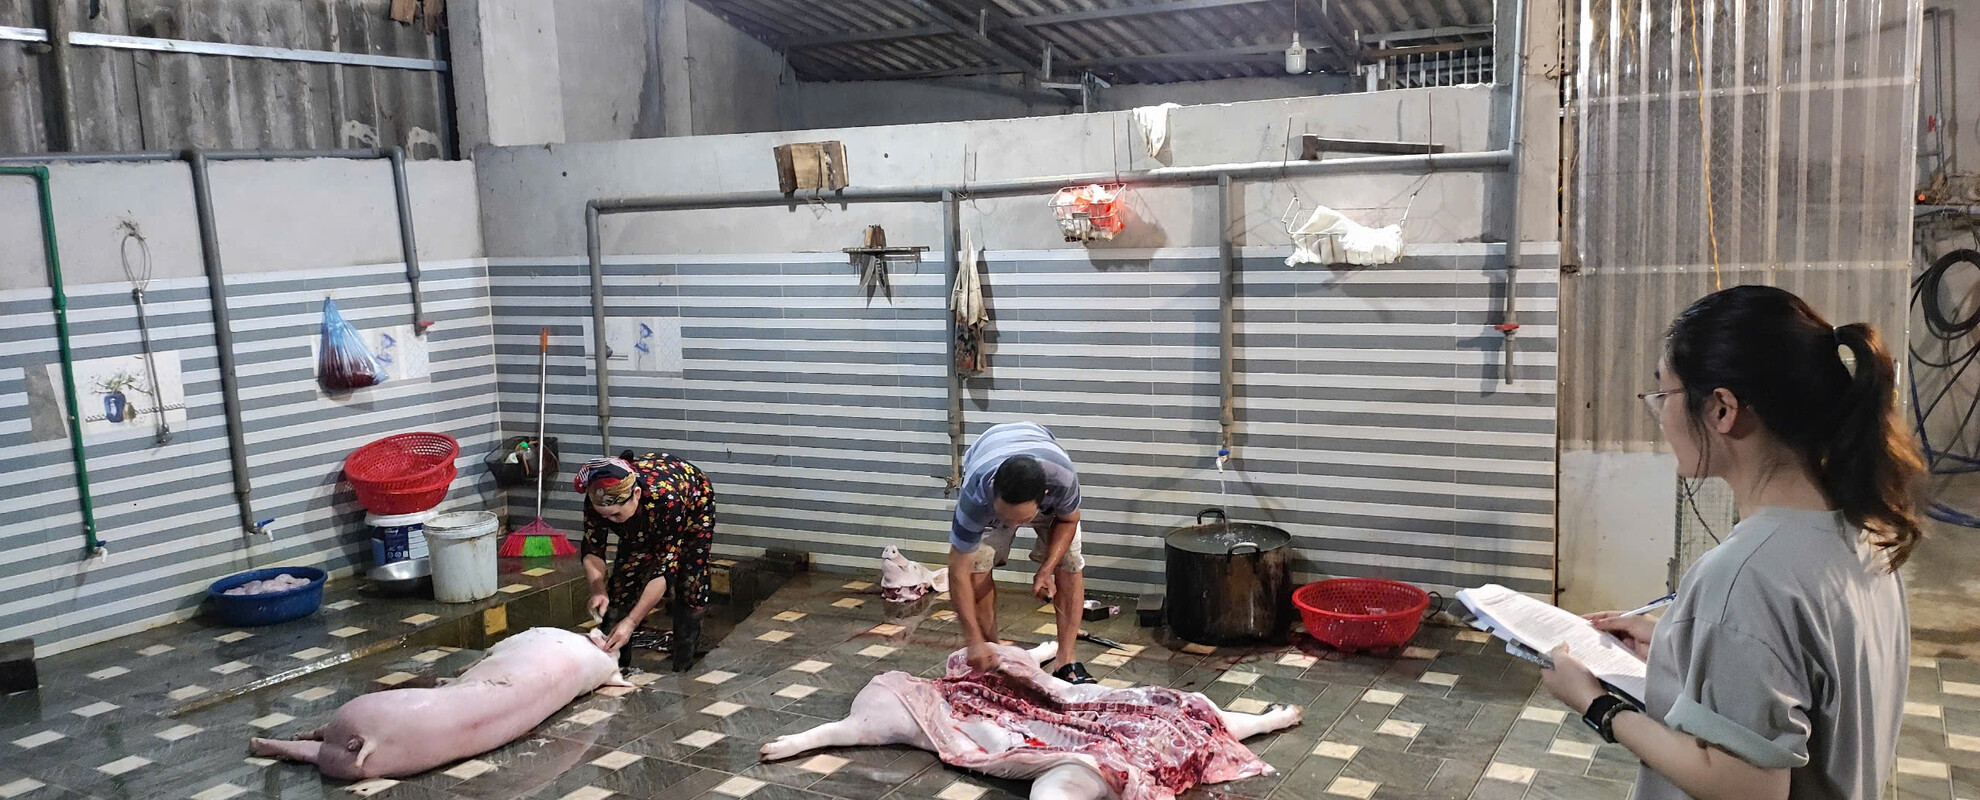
489 243 1557 598
0 260 501 655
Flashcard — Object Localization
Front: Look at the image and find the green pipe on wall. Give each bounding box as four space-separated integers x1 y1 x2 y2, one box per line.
1 165 100 555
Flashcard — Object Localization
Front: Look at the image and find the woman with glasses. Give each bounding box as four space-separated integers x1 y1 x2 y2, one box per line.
1540 286 1922 800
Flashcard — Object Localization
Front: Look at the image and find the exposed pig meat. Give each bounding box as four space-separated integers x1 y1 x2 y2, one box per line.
871 646 1271 800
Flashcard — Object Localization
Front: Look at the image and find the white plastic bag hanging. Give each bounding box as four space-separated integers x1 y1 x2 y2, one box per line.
1285 204 1405 267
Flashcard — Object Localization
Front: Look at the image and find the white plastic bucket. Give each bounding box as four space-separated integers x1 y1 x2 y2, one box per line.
365 509 435 566
425 511 500 603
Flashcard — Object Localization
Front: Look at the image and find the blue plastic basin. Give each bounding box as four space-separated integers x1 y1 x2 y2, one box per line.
206 567 328 627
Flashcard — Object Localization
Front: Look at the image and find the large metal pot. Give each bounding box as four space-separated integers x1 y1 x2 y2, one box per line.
1164 508 1293 645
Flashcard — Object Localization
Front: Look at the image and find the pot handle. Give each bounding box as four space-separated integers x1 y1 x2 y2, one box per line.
1196 508 1228 526
1227 541 1261 556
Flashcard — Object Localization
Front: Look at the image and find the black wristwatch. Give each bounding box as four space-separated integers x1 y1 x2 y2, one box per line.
1582 694 1632 743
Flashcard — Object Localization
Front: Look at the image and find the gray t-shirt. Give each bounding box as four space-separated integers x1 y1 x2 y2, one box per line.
950 422 1080 551
1635 507 1908 800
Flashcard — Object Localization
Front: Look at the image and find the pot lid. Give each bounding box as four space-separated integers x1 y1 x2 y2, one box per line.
1165 520 1292 555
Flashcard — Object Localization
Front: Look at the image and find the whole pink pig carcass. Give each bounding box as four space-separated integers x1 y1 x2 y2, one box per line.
249 627 629 780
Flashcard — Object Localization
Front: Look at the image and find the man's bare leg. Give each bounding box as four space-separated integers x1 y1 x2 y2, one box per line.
1050 568 1084 666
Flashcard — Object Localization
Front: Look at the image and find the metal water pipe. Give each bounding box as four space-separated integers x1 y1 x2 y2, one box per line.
1 165 99 555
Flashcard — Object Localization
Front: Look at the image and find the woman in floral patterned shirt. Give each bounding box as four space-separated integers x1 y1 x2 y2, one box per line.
575 451 716 666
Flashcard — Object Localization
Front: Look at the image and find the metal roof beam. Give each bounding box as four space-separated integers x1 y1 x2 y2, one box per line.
1069 43 1318 67
1359 23 1494 43
780 0 1284 49
783 24 952 47
903 0 1035 73
1295 0 1359 69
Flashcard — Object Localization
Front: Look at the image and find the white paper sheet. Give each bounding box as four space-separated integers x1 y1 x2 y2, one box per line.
1457 584 1647 702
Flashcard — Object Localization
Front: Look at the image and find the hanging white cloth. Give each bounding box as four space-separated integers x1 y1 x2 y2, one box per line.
1132 103 1182 158
1285 204 1405 266
951 230 985 326
951 230 987 374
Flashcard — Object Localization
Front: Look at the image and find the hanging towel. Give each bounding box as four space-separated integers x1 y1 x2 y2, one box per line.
1286 204 1405 267
1132 103 1182 158
951 231 987 375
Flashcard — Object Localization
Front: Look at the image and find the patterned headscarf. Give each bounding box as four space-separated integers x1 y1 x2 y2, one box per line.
574 456 639 506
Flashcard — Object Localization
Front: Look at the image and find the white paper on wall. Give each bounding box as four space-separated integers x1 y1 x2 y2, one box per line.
372 325 430 381
581 317 684 377
45 351 188 442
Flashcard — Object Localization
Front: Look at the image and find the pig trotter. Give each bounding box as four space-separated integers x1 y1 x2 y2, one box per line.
250 737 324 765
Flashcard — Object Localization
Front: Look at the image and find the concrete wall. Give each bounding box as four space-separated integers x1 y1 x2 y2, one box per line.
781 73 1358 132
679 0 787 136
783 77 1069 131
0 159 493 656
1 159 481 288
556 0 651 142
460 0 785 147
478 87 1511 259
1556 450 1678 613
450 0 567 148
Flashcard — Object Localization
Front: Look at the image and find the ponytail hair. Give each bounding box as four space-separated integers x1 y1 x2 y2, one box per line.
1665 286 1925 569
1827 323 1925 568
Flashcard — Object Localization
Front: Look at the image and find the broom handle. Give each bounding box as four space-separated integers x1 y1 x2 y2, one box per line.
536 327 548 519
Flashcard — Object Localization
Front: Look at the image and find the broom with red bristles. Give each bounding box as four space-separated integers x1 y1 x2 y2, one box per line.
500 328 577 557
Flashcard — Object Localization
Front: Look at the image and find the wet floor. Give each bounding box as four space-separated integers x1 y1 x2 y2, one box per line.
4 564 1977 800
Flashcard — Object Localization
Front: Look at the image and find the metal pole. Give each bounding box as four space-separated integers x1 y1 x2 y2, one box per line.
38 0 78 150
587 150 1517 215
1496 0 1531 385
1 165 97 554
586 202 612 454
186 150 267 536
943 190 962 490
386 147 429 333
1217 174 1236 452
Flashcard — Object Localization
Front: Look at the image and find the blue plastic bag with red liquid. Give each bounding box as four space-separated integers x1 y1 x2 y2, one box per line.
317 298 388 392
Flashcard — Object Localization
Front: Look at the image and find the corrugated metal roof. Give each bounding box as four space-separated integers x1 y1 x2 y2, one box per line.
692 0 1493 84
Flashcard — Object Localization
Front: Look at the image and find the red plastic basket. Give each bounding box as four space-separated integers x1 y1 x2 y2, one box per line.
356 464 456 514
1294 578 1431 653
344 433 459 513
345 433 459 490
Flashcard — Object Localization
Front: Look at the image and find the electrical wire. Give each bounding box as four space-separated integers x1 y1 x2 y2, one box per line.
1682 0 1723 290
1909 242 1980 525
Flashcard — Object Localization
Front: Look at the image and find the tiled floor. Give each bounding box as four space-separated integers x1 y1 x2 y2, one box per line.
6 568 1977 800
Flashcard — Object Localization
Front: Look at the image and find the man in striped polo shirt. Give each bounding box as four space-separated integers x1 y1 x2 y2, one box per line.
947 422 1094 684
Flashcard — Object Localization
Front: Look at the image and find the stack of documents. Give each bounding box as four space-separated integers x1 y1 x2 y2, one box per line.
1456 584 1647 704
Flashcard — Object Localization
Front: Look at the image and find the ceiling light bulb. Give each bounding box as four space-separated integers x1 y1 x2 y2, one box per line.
1285 32 1307 74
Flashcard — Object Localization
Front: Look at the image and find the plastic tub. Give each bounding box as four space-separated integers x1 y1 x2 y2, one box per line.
207 567 328 627
366 509 436 566
426 511 500 602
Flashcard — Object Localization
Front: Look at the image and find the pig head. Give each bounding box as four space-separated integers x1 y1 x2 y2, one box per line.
249 627 629 780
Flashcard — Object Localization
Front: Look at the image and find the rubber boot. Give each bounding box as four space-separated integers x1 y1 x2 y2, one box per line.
672 605 702 672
